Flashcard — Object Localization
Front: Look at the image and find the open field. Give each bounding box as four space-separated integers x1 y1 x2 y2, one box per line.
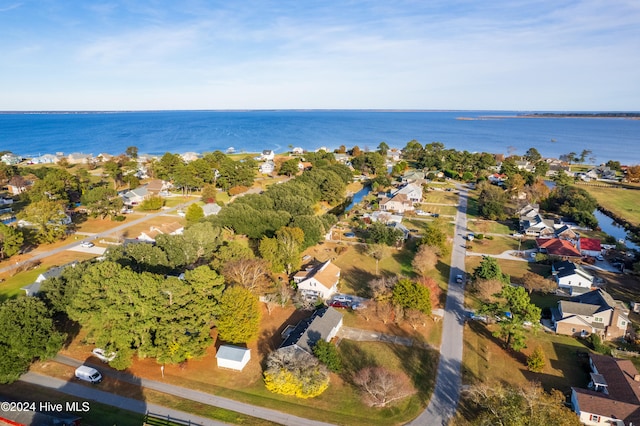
466 219 516 235
466 236 537 255
421 190 459 204
578 184 640 227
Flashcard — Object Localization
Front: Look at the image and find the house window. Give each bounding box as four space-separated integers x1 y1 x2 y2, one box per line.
589 414 600 422
594 317 603 323
621 321 627 326
571 328 576 333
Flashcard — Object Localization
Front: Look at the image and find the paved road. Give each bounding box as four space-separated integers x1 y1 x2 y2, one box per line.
21 372 225 426
410 187 468 426
52 355 334 426
0 198 198 275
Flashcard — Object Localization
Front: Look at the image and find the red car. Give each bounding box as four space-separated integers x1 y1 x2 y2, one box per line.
330 301 350 308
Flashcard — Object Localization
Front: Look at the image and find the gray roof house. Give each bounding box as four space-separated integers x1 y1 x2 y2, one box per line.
21 261 78 297
202 203 222 216
280 307 343 354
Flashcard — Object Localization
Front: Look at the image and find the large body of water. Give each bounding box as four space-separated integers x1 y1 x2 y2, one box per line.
1 110 639 164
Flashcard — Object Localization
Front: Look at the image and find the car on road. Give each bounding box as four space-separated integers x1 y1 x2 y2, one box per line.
75 366 103 384
92 348 117 363
456 274 464 283
511 233 523 238
596 255 604 261
330 301 350 308
80 241 94 248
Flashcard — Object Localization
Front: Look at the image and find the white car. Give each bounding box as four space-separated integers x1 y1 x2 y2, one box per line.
80 241 94 248
456 274 464 283
333 295 353 303
596 255 604 261
92 348 117 363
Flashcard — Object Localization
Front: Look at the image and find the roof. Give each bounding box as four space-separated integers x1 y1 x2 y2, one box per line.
298 260 340 289
591 354 640 403
580 238 602 252
573 387 640 424
559 300 601 317
216 345 250 362
202 203 221 216
554 261 593 281
145 179 164 193
280 307 343 353
381 193 411 206
537 238 581 257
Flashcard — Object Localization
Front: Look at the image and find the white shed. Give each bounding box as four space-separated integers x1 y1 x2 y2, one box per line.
216 345 251 371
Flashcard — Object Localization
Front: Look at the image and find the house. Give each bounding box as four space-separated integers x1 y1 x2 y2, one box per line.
334 153 351 164
488 173 508 184
67 153 92 164
202 203 221 216
537 238 582 258
216 345 251 371
389 222 410 240
297 161 313 172
145 179 172 195
380 193 414 214
1 153 22 165
571 354 640 425
261 150 275 161
553 289 629 340
292 147 304 155
516 203 539 218
555 224 579 241
122 187 149 205
181 152 199 162
579 238 602 257
280 307 343 354
521 214 555 237
515 160 535 172
362 211 403 224
401 170 425 183
552 261 594 294
6 175 31 195
294 260 341 300
393 183 423 203
138 222 184 242
259 161 275 174
21 261 78 297
30 153 59 164
387 149 402 162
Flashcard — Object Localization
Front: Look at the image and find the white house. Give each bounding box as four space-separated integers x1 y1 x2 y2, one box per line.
67 153 93 164
379 193 414 214
1 153 22 165
261 150 275 161
216 345 251 371
122 187 149 205
30 154 59 164
21 261 78 297
294 260 341 300
181 152 199 162
553 261 594 294
292 147 304 155
393 183 423 203
259 161 275 174
138 222 184 242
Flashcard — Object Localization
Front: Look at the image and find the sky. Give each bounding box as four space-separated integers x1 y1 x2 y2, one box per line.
1 0 639 111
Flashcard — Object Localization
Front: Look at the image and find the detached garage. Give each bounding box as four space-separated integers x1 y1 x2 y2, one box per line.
216 345 251 371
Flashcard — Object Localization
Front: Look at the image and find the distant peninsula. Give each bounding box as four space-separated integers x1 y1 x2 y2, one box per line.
517 112 640 119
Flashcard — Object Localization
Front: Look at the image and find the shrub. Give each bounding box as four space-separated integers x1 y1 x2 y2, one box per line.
228 186 249 196
112 215 126 222
264 348 329 398
139 196 164 211
313 340 342 373
527 346 546 372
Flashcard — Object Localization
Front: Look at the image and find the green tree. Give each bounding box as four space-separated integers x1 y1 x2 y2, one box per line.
216 286 261 343
473 256 510 285
477 181 507 220
527 346 546 372
140 195 165 211
201 183 217 203
81 186 123 219
0 223 23 259
377 141 390 156
366 243 386 275
291 215 326 249
313 340 342 373
523 147 542 162
275 226 304 274
103 159 123 189
18 200 68 243
392 278 431 315
183 222 223 261
211 241 254 271
0 297 64 383
185 203 204 223
264 348 329 398
419 219 449 255
259 236 284 272
125 146 139 159
279 158 300 177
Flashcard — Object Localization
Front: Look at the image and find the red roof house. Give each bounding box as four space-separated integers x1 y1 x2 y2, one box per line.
579 238 602 257
536 238 581 258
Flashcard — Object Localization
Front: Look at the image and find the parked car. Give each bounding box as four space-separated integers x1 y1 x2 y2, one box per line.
330 301 350 308
344 232 356 238
333 295 353 303
511 233 523 238
92 348 117 363
456 274 464 283
80 241 94 248
351 302 367 310
596 255 604 261
75 366 103 384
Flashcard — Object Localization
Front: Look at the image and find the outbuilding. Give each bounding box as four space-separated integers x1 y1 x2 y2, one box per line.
216 345 251 371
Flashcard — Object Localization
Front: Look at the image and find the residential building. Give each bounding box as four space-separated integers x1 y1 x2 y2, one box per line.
261 150 275 161
294 260 341 300
334 153 351 164
552 261 594 294
291 147 304 155
280 307 343 354
380 193 414 214
29 153 59 164
571 353 640 425
1 153 22 165
536 238 582 258
393 183 423 203
138 222 184 242
579 238 602 257
21 261 78 297
362 211 403 224
181 152 199 162
401 170 425 183
488 173 508 184
555 224 579 241
521 214 555 237
122 187 149 205
216 345 251 371
67 153 93 164
259 161 275 174
553 289 629 340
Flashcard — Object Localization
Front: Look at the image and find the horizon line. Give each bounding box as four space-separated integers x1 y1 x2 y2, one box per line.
1 109 639 114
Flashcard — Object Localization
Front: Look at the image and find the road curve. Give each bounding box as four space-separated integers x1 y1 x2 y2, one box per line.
410 187 468 425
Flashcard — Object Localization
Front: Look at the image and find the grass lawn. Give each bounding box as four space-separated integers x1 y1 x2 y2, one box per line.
421 191 459 205
465 197 479 219
462 322 591 394
467 220 516 235
0 382 145 426
578 184 640 227
465 257 552 283
466 236 536 255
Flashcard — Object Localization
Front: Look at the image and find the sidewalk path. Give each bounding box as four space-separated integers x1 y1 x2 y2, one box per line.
466 249 530 261
20 372 225 426
53 355 334 426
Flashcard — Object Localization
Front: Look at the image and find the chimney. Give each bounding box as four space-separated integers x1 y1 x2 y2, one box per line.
634 375 640 382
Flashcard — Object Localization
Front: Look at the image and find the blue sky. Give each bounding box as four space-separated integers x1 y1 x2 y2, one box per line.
1 0 638 110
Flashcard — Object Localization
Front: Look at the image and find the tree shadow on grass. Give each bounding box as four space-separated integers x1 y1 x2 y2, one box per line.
342 266 376 298
392 344 439 404
338 340 379 384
